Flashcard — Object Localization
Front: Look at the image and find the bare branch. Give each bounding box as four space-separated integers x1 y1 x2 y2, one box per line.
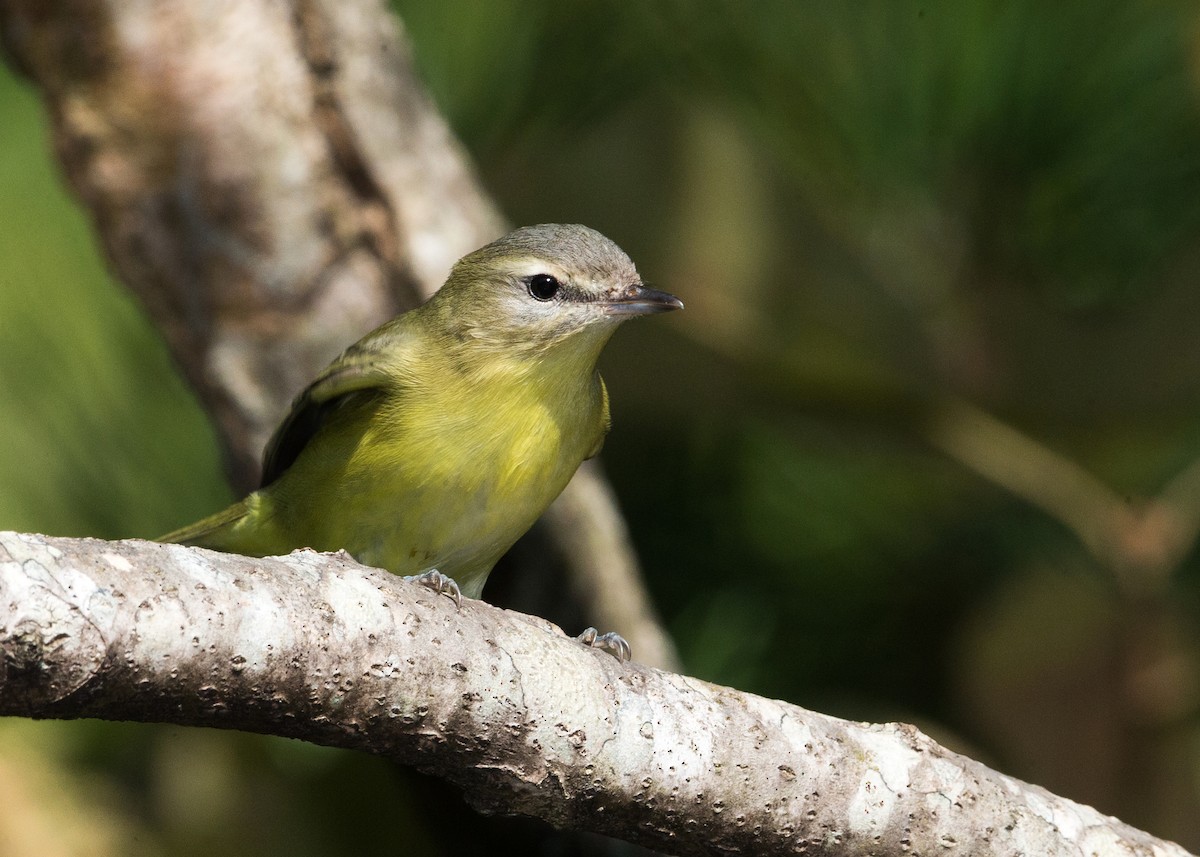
923 399 1200 598
0 531 1187 857
922 398 1128 564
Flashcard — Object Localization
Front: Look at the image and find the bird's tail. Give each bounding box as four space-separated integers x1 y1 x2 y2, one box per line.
158 498 253 552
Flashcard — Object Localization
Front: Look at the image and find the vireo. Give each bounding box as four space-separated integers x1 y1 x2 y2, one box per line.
162 224 681 637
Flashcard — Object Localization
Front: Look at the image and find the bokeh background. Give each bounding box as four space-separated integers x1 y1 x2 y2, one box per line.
4 0 1200 853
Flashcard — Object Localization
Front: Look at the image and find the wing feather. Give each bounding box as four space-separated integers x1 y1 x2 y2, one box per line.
260 322 412 487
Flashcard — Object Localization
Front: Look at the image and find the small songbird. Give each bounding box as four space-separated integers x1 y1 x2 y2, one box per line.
162 224 681 635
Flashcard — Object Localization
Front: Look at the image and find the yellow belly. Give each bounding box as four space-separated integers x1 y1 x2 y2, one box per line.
244 374 604 599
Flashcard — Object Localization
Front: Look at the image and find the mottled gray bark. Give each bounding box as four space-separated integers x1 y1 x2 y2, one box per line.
0 531 1189 857
0 0 501 481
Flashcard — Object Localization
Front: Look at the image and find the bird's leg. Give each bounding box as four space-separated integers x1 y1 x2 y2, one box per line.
575 627 631 662
404 569 462 608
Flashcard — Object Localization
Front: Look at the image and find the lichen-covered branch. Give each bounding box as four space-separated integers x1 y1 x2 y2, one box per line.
0 0 675 669
0 531 1187 857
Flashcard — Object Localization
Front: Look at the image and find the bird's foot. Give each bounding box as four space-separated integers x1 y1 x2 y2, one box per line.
576 627 631 662
404 569 462 608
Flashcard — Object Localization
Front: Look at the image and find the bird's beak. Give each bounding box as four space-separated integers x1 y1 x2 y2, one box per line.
601 283 684 317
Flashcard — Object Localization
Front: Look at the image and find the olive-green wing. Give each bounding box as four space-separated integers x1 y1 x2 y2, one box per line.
260 322 410 487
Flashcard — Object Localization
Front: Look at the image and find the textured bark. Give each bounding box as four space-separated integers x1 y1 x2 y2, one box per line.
0 0 502 482
0 0 675 669
0 531 1190 857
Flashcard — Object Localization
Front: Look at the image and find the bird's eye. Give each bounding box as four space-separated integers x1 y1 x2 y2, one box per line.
527 274 560 301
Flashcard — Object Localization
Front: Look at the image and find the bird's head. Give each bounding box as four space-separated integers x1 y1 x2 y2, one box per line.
429 224 682 358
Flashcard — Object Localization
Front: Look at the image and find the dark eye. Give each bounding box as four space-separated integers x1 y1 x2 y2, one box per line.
527 273 560 301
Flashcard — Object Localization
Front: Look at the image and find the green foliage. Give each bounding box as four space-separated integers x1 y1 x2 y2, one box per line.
0 71 230 539
667 0 1200 308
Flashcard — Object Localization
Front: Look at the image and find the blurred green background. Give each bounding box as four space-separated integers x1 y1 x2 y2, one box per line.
5 0 1200 853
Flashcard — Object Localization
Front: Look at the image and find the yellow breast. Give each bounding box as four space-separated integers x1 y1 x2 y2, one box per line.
266 354 607 598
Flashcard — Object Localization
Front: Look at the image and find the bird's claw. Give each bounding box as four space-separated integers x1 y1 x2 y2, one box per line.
576 627 631 662
404 569 462 608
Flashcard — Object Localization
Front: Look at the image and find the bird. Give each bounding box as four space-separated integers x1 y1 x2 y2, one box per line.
161 224 681 655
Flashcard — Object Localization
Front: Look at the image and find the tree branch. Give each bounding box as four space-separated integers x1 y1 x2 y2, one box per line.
0 0 503 484
0 531 1187 857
